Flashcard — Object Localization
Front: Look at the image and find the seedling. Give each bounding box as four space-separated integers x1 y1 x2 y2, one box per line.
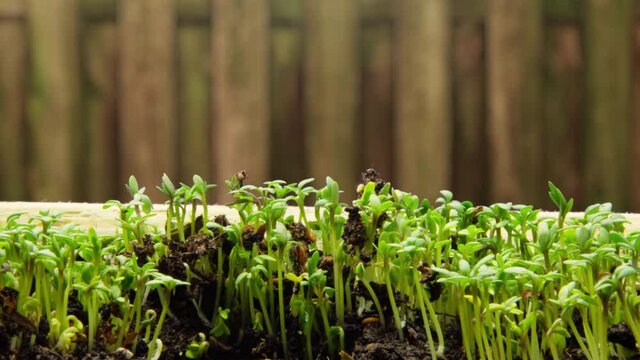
145 273 189 359
2 175 640 359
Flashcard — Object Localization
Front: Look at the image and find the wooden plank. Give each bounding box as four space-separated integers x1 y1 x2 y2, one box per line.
76 0 588 26
0 0 25 17
82 0 210 23
83 1 118 202
584 0 633 210
274 0 387 25
451 0 581 21
211 0 269 199
270 0 305 183
0 0 27 200
176 0 210 24
359 0 392 25
487 0 543 205
27 0 82 201
451 0 486 20
80 0 115 21
0 202 243 235
543 0 581 22
543 23 584 208
360 18 393 182
1 202 639 235
119 0 177 200
452 17 487 204
395 0 452 199
271 0 301 21
632 20 640 211
178 1 212 184
304 0 359 194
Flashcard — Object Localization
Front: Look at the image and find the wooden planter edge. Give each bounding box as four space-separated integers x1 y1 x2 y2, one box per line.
1 202 639 235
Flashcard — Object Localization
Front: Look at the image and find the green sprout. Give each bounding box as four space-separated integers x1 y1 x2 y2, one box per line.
191 174 217 228
185 332 210 359
157 173 177 238
548 181 574 228
270 222 293 358
146 273 189 359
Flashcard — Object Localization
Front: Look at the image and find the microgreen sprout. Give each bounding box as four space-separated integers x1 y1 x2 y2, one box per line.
270 222 293 358
185 332 210 359
146 273 189 359
3 175 640 359
191 174 216 227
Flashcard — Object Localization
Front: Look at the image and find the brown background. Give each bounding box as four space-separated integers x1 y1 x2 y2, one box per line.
0 0 637 211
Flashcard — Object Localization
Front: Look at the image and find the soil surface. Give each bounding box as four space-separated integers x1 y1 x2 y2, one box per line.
3 200 640 359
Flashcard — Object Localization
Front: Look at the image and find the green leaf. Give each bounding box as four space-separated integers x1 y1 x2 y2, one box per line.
558 282 576 303
548 181 567 209
504 267 535 277
128 176 139 194
193 175 204 188
613 265 638 281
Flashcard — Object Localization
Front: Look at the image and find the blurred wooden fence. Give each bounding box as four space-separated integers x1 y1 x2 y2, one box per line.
0 0 639 210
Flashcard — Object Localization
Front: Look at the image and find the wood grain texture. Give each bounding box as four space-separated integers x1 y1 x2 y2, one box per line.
487 0 543 204
119 0 177 200
211 0 270 200
452 17 487 204
0 0 27 200
360 10 393 183
584 0 632 210
632 21 640 211
27 0 82 201
1 202 638 236
304 0 359 195
543 23 583 208
178 0 211 184
270 0 305 183
395 0 452 200
83 9 118 202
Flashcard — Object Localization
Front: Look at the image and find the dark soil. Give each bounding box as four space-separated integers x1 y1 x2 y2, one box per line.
343 206 366 250
287 222 315 275
353 322 437 360
609 323 637 350
360 168 386 194
351 316 466 360
417 264 443 302
6 209 638 360
242 224 267 251
133 235 155 266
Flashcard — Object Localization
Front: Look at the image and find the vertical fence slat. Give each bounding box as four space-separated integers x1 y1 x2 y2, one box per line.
395 0 452 199
270 0 305 183
27 0 81 201
0 0 27 200
487 0 543 204
452 14 486 204
212 0 269 199
177 0 211 184
304 0 359 194
119 0 176 199
83 0 118 202
584 0 633 209
543 21 583 207
632 15 640 211
360 0 393 182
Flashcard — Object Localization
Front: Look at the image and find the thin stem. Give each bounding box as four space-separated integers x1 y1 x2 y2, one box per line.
415 276 438 359
212 246 225 324
423 287 445 356
362 280 386 328
277 250 288 358
385 259 404 341
319 300 334 354
254 282 273 335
